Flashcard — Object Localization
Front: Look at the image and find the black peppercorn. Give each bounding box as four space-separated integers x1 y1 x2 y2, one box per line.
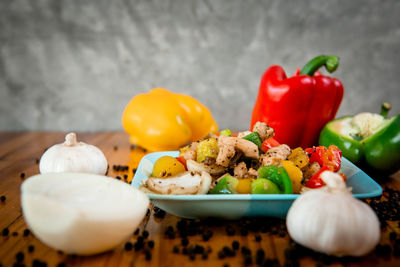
232 240 239 250
15 252 24 262
2 228 9 236
124 242 133 251
23 229 31 236
255 234 262 242
181 238 189 246
226 226 235 236
147 240 154 249
28 245 35 253
142 230 149 238
20 173 25 179
0 195 6 202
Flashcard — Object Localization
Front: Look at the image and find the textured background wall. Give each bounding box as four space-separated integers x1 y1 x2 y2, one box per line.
0 0 399 132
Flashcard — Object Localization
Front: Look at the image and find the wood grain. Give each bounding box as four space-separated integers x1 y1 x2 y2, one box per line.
1 132 400 267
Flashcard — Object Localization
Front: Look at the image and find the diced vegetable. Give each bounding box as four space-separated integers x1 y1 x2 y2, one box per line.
258 165 293 194
219 129 232 136
236 178 252 194
152 156 186 178
261 137 280 153
209 175 238 194
251 178 280 194
242 132 262 150
196 138 219 163
288 147 309 169
281 160 303 194
305 145 342 172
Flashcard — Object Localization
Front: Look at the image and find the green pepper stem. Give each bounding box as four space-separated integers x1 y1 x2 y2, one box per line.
300 55 340 76
380 102 391 118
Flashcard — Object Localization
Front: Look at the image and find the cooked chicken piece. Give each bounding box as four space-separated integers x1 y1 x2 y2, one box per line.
234 162 248 178
237 131 252 138
303 162 321 180
216 136 259 167
252 121 275 141
145 171 212 195
247 168 258 178
186 159 227 176
261 144 291 166
180 143 197 161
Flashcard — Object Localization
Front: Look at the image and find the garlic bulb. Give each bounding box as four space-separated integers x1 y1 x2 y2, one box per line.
39 133 108 175
286 171 380 257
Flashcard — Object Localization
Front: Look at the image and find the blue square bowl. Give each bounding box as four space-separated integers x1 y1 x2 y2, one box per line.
131 151 382 219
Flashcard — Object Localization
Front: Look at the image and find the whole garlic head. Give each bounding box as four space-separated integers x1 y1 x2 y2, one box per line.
39 133 108 175
286 171 380 257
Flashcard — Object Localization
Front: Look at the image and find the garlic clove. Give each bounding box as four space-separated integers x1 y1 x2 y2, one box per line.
286 171 380 257
39 133 108 175
21 172 149 255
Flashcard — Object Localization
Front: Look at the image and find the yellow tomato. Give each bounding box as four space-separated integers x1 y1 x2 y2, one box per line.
152 156 186 178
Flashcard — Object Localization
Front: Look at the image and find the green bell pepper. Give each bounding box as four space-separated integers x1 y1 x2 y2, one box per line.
209 175 238 194
250 178 281 194
319 102 400 172
242 132 262 150
257 165 293 194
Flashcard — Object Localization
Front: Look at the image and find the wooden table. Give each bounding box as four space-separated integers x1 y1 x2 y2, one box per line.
1 132 400 267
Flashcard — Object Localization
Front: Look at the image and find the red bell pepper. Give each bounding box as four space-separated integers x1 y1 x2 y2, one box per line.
305 145 342 172
251 55 344 148
261 137 280 153
305 166 333 188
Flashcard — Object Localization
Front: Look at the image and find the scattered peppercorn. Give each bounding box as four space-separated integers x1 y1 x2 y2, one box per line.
116 176 121 180
201 252 208 260
240 228 248 236
255 234 262 242
0 195 6 202
57 263 66 267
28 245 35 253
23 229 30 237
153 207 166 219
32 259 47 267
144 249 152 260
172 245 180 254
223 264 230 267
181 237 189 247
15 252 24 262
244 255 252 265
2 228 9 236
134 228 140 235
202 230 213 241
147 240 154 249
20 173 25 179
114 146 118 151
226 226 235 236
232 240 240 250
12 232 18 237
124 242 133 251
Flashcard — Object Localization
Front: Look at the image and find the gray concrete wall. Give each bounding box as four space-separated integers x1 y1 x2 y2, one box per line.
1 0 399 132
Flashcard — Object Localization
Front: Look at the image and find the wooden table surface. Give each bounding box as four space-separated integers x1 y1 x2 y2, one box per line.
1 132 400 267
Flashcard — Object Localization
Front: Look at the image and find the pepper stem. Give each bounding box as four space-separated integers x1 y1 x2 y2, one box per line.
380 102 391 118
300 55 340 76
65 133 78 146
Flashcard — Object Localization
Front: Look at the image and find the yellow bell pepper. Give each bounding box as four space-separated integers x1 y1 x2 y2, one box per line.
281 160 303 194
122 88 218 151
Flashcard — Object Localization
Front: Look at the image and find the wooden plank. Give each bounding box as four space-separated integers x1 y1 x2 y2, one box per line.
0 132 400 267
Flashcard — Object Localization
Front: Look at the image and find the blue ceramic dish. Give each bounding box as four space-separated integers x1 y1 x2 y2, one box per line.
131 151 382 219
